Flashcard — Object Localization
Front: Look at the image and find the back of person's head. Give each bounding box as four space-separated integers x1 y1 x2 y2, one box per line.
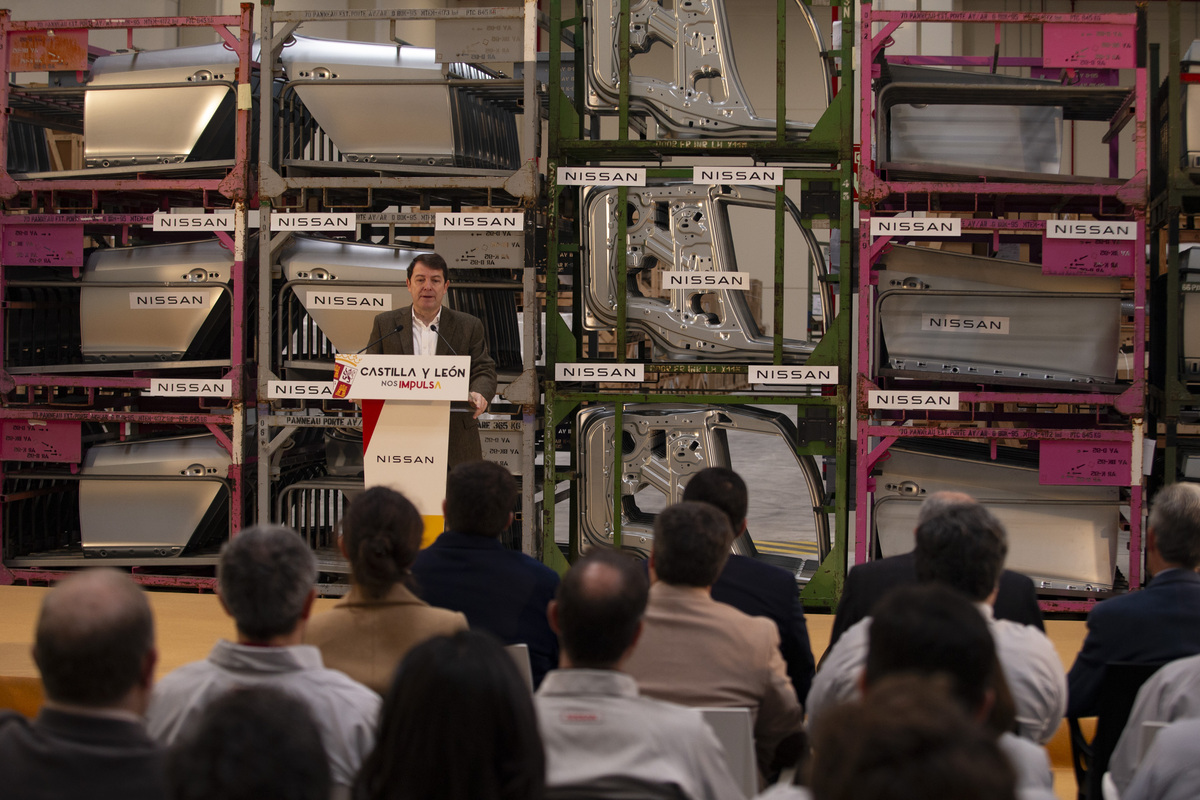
1149 482 1200 569
168 685 330 800
356 630 545 800
810 675 1016 800
555 549 649 669
681 467 748 531
914 502 1007 602
218 525 316 642
864 584 999 722
444 461 517 537
341 486 423 600
34 568 154 707
651 501 733 588
916 491 976 526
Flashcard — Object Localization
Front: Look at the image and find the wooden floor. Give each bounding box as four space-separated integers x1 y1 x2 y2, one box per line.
0 585 1088 799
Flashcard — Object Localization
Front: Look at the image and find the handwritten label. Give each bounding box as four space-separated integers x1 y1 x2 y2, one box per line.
2 225 84 266
0 420 81 462
1039 440 1131 485
1044 23 1136 69
8 29 89 71
435 18 522 62
1042 238 1134 277
480 420 524 474
438 230 524 269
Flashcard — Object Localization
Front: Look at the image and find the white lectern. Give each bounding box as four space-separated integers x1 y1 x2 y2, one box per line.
333 353 470 547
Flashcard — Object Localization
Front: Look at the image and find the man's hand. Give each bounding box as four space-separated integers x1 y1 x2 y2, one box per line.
468 391 489 418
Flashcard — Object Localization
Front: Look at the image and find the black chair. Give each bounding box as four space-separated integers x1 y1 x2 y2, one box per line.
1068 662 1166 800
545 775 689 800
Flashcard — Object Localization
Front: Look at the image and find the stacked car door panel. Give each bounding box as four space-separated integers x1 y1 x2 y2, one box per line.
856 5 1147 612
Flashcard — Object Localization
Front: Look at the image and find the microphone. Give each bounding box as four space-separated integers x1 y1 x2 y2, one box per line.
430 324 458 355
357 323 404 354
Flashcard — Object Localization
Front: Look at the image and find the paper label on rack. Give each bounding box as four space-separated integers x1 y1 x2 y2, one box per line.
870 218 960 237
1045 220 1137 240
751 366 838 385
146 379 232 397
556 167 646 186
868 391 958 409
692 167 783 186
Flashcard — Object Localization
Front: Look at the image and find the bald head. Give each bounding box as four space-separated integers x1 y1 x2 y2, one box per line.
34 569 155 708
553 549 649 669
916 491 976 527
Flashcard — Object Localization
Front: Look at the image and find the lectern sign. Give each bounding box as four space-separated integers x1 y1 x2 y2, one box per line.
332 355 470 400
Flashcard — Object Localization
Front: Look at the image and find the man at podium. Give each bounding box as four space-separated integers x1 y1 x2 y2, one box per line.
366 253 497 467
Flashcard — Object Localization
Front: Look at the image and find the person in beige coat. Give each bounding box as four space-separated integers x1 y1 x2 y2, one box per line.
622 501 805 779
305 487 467 694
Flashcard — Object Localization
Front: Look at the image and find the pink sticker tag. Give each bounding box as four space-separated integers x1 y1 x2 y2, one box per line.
1042 238 1133 277
1 420 82 463
1 225 84 266
1039 440 1130 486
1044 23 1136 69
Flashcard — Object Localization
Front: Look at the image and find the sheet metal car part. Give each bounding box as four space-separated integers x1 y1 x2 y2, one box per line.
575 404 829 578
875 244 1123 387
1177 40 1200 171
1180 247 1200 381
872 441 1122 594
584 0 830 138
80 433 232 558
84 40 246 169
278 35 520 169
581 184 827 361
877 65 1129 183
79 239 235 365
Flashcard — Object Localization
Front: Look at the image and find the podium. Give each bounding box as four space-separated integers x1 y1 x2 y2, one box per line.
334 353 471 547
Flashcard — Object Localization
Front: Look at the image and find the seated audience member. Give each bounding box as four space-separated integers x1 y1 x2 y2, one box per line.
808 502 1066 744
1067 482 1200 718
828 491 1043 648
355 630 544 800
1110 652 1200 793
623 501 804 776
537 548 745 800
412 461 559 686
683 467 816 702
167 685 330 800
863 584 1055 800
806 676 1017 800
146 525 380 793
305 487 467 693
1122 717 1200 800
0 569 167 800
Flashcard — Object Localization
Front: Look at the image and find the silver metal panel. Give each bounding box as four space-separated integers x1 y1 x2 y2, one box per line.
887 103 1062 175
80 434 231 554
278 236 429 355
583 0 828 138
85 41 241 167
80 240 233 362
280 35 456 164
877 245 1122 384
1182 249 1200 379
874 446 1120 591
576 404 828 566
581 184 824 361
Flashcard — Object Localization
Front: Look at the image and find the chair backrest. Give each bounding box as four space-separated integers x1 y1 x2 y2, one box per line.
1069 661 1166 800
505 643 534 693
544 775 689 800
698 706 757 798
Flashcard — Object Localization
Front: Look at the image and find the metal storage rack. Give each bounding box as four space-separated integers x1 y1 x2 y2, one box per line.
1147 0 1200 487
856 4 1148 613
543 0 855 609
0 8 256 589
254 2 545 577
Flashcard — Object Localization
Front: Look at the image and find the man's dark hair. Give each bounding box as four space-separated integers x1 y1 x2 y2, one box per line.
914 502 1007 602
407 252 449 281
341 486 423 600
810 675 1016 800
167 685 331 800
865 584 996 716
682 467 748 531
652 501 733 588
444 460 517 537
1149 482 1200 569
556 549 649 669
218 525 317 642
33 568 154 707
